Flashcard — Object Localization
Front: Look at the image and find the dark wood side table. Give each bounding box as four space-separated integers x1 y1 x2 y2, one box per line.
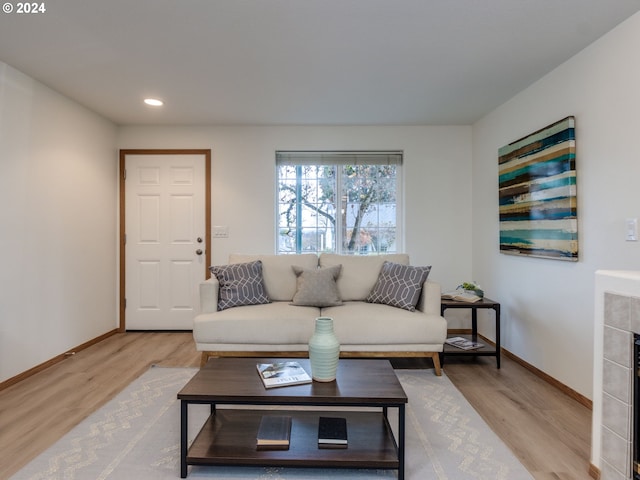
440 297 501 368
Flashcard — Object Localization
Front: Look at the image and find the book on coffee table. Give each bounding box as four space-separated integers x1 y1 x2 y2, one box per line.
256 415 292 450
256 361 312 389
317 416 348 448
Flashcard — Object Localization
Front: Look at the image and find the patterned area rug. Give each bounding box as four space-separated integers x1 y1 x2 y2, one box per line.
12 366 533 479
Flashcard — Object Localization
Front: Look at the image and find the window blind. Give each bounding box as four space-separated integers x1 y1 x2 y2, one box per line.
276 151 402 166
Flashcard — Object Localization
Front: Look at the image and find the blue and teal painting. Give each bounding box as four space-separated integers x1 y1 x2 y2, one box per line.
498 116 577 261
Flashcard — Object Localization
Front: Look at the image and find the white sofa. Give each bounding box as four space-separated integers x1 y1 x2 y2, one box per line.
193 253 447 375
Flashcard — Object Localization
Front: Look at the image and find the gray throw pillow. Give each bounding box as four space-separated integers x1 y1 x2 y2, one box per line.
291 264 343 307
209 260 270 311
366 261 431 311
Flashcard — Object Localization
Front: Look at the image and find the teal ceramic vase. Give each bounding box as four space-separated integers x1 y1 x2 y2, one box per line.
308 317 340 382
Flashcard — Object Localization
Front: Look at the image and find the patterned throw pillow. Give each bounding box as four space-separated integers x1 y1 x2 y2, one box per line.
366 261 431 311
291 264 343 307
209 260 271 311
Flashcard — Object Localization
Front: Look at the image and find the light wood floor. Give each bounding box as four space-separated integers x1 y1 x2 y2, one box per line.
0 332 592 479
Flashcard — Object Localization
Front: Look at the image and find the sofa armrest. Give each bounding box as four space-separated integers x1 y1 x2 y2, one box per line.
417 280 441 316
199 277 219 313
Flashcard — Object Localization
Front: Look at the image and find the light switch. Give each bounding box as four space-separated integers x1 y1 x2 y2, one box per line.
626 218 638 241
213 226 229 238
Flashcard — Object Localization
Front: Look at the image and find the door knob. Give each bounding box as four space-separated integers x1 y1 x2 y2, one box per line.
196 249 203 255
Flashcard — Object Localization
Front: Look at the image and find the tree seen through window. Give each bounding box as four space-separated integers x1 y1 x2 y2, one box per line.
276 152 401 255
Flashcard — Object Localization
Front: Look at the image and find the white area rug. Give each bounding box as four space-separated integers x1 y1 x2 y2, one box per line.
12 366 533 479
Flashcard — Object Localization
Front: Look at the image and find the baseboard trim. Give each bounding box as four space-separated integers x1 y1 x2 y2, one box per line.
447 328 592 410
0 328 119 392
500 347 592 410
588 462 601 479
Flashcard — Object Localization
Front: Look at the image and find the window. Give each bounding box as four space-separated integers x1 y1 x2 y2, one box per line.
276 151 402 255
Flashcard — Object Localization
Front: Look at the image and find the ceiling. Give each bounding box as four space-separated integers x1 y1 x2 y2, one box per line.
1 0 639 126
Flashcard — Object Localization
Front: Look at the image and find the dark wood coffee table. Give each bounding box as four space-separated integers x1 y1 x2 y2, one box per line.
178 357 408 478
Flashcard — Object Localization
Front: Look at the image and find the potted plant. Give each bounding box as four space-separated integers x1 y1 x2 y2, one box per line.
458 281 484 299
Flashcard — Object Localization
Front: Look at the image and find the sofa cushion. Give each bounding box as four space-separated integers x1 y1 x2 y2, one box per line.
366 261 431 311
319 253 410 301
229 254 318 301
194 302 318 344
291 264 343 307
322 302 447 346
209 260 270 311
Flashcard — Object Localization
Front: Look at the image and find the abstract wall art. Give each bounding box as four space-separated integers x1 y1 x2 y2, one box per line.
498 116 577 261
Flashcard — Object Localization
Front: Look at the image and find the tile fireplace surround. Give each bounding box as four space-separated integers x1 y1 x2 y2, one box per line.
592 270 640 480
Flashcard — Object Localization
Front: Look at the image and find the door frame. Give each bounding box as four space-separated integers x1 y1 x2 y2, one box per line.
119 149 211 332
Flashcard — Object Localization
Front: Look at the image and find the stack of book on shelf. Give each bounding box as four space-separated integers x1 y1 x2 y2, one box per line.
256 415 292 450
441 290 482 303
256 361 312 389
317 416 348 449
445 336 484 350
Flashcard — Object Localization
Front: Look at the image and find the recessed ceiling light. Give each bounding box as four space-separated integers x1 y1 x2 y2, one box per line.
144 98 164 106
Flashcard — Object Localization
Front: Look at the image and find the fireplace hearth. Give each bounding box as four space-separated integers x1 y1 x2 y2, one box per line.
592 271 640 480
634 335 640 479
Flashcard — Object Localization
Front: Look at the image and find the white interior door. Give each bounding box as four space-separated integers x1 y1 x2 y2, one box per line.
124 153 207 330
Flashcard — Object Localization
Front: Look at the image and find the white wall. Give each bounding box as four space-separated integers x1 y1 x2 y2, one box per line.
118 125 474 316
0 62 118 383
472 12 640 399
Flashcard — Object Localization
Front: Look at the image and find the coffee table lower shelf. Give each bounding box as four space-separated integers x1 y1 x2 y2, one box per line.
187 409 399 471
